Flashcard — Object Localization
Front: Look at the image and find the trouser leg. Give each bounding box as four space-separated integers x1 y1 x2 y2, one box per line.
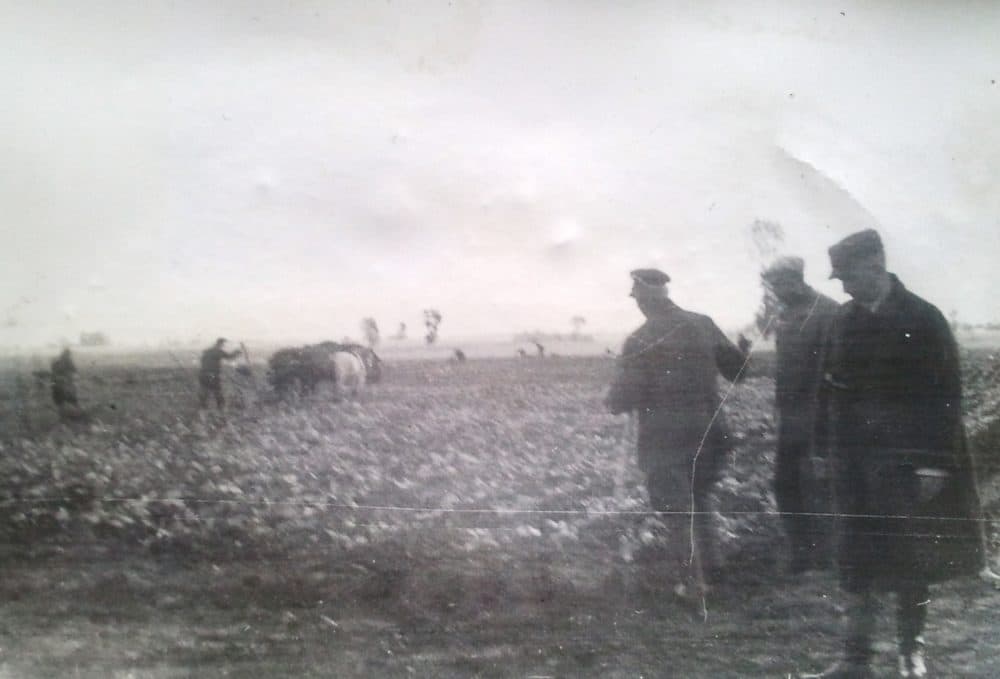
896 582 929 653
692 478 722 576
775 444 810 561
214 384 225 409
647 466 707 593
843 587 877 664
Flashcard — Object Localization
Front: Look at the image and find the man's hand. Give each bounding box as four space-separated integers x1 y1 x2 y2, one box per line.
915 468 949 503
737 333 752 354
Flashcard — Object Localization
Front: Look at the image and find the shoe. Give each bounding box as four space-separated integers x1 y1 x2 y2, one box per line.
799 659 874 679
898 643 927 677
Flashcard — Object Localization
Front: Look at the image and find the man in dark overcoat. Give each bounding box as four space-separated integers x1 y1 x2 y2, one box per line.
605 268 749 598
803 230 986 679
762 256 840 573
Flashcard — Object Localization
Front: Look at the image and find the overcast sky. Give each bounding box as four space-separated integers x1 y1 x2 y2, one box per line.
2 1 998 348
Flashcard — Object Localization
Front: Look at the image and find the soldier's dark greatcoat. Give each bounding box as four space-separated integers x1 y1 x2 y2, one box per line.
820 274 985 592
772 288 839 562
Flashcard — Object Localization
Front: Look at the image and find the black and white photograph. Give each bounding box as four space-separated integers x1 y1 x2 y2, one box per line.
2 2 999 677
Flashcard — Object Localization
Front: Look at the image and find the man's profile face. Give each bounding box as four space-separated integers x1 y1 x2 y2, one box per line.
834 257 882 303
765 275 807 305
631 282 666 317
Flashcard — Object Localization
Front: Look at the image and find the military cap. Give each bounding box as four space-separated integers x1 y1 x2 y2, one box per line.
828 229 884 279
629 268 671 287
761 256 805 282
216 337 227 344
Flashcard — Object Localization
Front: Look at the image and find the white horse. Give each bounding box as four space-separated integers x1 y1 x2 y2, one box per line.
331 351 366 398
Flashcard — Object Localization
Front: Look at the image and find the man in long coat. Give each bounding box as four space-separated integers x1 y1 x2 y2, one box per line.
605 268 749 597
803 230 986 679
762 256 840 573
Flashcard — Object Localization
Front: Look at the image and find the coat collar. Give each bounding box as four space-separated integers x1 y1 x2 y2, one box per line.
643 297 681 320
844 273 906 318
777 286 821 320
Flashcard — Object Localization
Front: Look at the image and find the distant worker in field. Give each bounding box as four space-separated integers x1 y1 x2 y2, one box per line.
605 268 750 599
50 348 80 416
198 338 244 410
761 256 840 574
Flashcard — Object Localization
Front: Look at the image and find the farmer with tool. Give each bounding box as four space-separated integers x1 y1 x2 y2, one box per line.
605 268 750 600
761 256 840 574
198 337 244 410
801 230 987 679
50 347 80 417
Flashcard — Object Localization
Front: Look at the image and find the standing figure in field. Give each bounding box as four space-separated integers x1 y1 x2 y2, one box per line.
802 230 986 679
50 348 80 417
761 256 840 574
605 268 750 598
198 338 243 410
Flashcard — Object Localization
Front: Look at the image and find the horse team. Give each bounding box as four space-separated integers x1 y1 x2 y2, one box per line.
265 341 381 400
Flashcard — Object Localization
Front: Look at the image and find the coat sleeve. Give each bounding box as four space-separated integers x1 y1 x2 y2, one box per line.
912 307 966 471
812 321 835 459
605 336 648 415
710 320 748 383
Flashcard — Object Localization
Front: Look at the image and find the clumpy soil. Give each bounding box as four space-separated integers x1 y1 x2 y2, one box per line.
0 538 997 678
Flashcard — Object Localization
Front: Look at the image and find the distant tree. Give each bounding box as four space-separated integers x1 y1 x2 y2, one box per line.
749 219 786 261
747 218 787 339
79 331 109 347
423 309 443 345
361 318 380 348
392 322 407 340
570 315 586 338
754 284 780 339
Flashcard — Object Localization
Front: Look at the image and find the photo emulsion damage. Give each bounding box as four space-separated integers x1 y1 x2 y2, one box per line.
1 2 999 677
